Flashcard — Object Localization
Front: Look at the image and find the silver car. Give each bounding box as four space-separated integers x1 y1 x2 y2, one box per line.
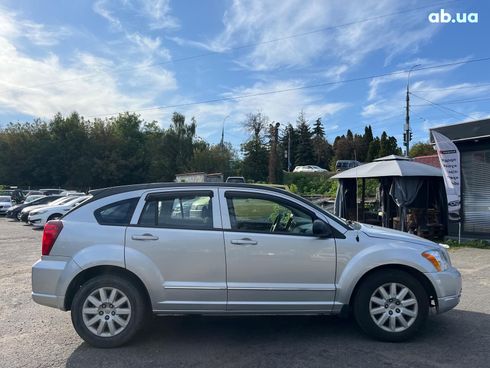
32 183 462 348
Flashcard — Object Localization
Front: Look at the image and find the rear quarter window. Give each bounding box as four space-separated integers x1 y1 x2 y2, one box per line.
94 198 139 225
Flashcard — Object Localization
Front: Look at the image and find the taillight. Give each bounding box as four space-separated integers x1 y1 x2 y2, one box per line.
42 220 63 256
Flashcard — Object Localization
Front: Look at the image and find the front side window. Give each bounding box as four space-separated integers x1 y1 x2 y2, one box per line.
226 194 314 235
139 193 213 229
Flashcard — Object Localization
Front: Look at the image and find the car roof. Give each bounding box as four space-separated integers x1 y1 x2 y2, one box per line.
88 182 295 200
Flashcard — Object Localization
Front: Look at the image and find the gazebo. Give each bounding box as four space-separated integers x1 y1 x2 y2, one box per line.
331 155 446 236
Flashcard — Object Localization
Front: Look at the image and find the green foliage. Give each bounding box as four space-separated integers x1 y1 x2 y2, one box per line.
241 113 269 182
283 172 335 195
409 142 435 158
294 111 314 165
445 239 490 249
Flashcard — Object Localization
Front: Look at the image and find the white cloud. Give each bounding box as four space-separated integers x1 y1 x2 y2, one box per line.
0 10 177 123
140 0 179 30
93 0 179 31
93 0 123 30
0 7 70 46
172 80 349 142
177 0 436 73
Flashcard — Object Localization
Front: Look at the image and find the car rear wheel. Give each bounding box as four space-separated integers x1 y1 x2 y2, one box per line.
71 275 148 348
353 269 429 341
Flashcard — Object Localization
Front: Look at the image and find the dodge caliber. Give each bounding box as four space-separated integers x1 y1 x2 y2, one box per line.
32 183 462 348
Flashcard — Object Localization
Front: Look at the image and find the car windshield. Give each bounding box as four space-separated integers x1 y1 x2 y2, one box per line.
0 196 11 202
25 195 45 203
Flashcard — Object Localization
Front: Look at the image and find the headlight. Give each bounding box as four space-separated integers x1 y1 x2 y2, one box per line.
422 250 449 272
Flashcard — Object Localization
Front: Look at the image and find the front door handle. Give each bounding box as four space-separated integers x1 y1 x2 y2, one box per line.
230 238 258 245
131 233 159 241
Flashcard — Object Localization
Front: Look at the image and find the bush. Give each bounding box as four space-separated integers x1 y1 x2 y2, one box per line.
283 172 336 196
445 239 490 249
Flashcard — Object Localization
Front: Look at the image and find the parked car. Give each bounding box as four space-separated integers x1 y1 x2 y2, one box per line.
32 183 461 348
19 195 71 222
60 191 86 196
226 176 246 183
0 196 12 215
28 195 91 227
336 160 361 171
293 165 328 173
6 195 56 220
39 188 65 195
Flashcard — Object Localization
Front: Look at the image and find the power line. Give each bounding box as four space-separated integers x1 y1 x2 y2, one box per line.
412 96 490 106
87 57 490 118
21 0 458 90
409 92 476 120
412 81 490 93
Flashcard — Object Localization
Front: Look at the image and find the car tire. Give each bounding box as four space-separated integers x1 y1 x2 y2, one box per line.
16 212 22 221
353 269 429 342
47 213 62 221
71 275 149 348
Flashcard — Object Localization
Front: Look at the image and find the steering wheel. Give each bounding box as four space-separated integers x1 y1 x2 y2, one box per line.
270 213 283 232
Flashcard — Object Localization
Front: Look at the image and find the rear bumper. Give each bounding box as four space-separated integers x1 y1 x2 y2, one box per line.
425 266 462 314
32 257 81 310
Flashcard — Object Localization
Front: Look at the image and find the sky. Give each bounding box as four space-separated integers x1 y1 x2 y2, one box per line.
0 0 489 150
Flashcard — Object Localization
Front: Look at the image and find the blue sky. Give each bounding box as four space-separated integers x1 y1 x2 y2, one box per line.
0 0 489 150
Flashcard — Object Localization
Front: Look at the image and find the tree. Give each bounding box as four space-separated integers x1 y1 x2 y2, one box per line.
367 137 381 162
190 141 238 178
379 131 401 157
311 118 333 168
295 111 314 165
241 113 269 182
409 142 435 157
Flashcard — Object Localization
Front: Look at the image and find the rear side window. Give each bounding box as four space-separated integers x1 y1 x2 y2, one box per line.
94 198 139 225
138 192 213 229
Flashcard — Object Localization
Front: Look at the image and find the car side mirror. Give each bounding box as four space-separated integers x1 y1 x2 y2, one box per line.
312 219 332 238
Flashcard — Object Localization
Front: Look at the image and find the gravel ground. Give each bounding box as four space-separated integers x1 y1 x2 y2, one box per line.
0 217 489 368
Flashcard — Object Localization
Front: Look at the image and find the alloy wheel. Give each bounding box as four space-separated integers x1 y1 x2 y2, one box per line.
81 287 132 337
369 282 418 333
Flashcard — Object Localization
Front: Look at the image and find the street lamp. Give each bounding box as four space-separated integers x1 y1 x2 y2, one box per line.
404 64 421 156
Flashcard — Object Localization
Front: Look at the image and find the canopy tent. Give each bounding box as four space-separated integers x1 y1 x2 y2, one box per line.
332 155 445 234
331 155 443 179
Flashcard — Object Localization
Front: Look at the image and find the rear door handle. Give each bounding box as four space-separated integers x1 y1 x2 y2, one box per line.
230 238 258 245
131 233 159 241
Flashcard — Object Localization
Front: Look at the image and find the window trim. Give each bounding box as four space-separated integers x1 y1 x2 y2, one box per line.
137 192 215 230
93 197 139 226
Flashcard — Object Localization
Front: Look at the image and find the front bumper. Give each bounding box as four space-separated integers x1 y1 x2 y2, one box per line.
425 266 462 314
28 215 44 227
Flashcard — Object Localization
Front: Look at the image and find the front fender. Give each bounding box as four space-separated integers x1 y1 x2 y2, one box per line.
335 242 432 305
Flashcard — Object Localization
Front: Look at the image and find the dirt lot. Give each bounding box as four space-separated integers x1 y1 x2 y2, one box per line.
0 217 489 368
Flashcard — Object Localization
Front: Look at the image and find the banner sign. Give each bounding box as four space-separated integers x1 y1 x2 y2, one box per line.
432 131 461 221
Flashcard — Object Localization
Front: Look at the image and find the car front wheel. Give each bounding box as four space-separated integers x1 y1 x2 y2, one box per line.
353 269 429 341
71 275 148 348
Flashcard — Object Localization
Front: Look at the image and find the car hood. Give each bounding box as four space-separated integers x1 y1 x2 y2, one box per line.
21 204 47 213
359 223 436 248
0 201 12 206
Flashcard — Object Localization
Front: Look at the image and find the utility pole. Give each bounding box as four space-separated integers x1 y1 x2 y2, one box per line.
268 122 280 183
404 64 420 156
287 126 292 172
220 115 230 149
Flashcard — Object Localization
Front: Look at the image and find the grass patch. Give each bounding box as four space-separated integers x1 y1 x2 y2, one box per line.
445 239 490 249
